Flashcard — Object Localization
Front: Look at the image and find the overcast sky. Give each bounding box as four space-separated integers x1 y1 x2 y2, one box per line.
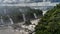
0 0 29 2
0 0 60 3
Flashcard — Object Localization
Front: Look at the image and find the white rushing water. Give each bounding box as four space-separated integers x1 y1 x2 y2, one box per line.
43 10 47 15
33 13 37 19
7 15 14 25
4 9 14 25
1 16 4 25
22 14 26 22
9 17 14 25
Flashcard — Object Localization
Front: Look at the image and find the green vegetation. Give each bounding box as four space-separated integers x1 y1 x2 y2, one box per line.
35 4 60 34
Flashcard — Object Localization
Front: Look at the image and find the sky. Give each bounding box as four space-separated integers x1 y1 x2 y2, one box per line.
0 0 60 3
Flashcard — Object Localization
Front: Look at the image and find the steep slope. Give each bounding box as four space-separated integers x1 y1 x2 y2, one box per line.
0 6 42 23
35 4 60 34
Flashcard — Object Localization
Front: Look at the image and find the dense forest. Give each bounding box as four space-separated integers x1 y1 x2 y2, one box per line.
35 4 60 34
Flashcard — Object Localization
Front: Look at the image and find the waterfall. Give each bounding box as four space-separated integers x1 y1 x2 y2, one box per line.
33 13 37 19
4 9 7 14
9 17 14 25
1 16 4 24
7 15 14 25
22 14 26 22
43 0 46 2
4 9 14 25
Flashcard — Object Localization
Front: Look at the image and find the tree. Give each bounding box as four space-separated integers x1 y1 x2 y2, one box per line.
35 4 60 34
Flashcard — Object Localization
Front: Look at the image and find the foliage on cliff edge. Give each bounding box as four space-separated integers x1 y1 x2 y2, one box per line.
35 4 60 34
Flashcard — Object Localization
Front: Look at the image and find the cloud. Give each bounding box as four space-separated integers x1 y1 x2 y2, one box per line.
3 0 26 2
0 0 31 3
2 0 16 3
3 0 12 3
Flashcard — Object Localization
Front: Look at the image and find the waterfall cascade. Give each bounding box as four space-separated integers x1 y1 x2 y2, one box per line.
22 14 26 22
4 9 14 25
9 18 14 25
7 15 14 25
43 0 46 2
1 16 4 25
0 16 14 26
33 13 37 19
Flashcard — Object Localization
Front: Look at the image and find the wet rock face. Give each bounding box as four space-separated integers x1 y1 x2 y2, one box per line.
0 6 42 25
